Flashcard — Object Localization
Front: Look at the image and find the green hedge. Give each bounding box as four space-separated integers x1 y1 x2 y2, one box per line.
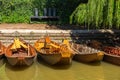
0 0 84 23
0 0 33 23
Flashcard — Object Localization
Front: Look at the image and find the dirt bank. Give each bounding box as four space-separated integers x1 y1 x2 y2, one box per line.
0 23 83 30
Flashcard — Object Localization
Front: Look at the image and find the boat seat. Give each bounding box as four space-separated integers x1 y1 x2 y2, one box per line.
30 8 59 23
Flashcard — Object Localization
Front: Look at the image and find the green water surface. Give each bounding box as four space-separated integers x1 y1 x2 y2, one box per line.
0 59 120 80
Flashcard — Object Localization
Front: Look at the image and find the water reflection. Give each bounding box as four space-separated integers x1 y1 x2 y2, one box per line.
0 59 5 67
0 60 120 80
5 62 36 80
37 57 72 70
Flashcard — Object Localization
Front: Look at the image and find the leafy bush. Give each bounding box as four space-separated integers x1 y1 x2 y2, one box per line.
0 0 82 23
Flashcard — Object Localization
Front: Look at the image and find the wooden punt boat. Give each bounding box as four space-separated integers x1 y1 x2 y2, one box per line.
103 46 120 66
34 36 74 65
5 38 36 66
70 43 104 63
0 42 6 59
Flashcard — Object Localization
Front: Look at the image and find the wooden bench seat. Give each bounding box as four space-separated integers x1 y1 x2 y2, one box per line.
30 8 60 22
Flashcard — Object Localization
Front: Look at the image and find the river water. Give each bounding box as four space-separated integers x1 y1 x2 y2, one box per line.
0 58 120 80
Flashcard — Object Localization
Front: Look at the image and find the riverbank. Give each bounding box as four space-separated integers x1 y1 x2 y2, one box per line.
0 23 85 30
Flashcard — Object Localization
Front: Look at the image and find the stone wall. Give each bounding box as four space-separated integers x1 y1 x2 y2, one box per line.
0 30 119 46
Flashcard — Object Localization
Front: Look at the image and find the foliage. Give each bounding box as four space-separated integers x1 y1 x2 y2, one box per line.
113 0 120 29
70 4 87 25
0 0 32 23
70 0 120 29
0 0 82 23
1 0 119 29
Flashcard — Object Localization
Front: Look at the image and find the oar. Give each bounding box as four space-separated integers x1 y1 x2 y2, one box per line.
28 43 30 56
28 32 34 56
70 43 81 54
0 42 2 53
14 31 20 50
44 32 51 48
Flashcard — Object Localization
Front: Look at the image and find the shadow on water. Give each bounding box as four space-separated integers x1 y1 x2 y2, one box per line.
0 58 5 67
37 56 71 70
85 61 102 66
103 60 120 67
5 63 29 71
73 60 102 66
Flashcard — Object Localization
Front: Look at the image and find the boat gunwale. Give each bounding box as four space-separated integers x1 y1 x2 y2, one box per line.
71 43 104 55
104 53 120 58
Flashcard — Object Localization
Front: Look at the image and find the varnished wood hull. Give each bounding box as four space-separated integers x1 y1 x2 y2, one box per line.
71 43 104 63
103 53 120 66
37 52 73 65
5 39 36 66
34 37 74 65
73 53 104 63
0 42 6 59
